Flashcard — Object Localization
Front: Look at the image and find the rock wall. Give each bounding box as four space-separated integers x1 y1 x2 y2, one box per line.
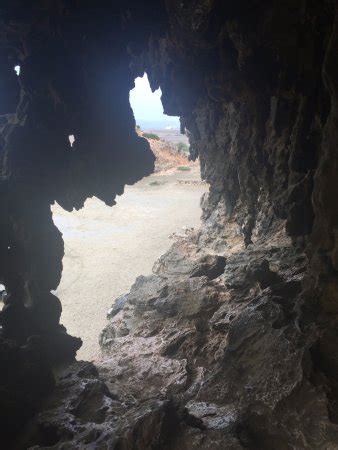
0 2 156 445
0 1 337 448
134 0 336 246
104 1 338 447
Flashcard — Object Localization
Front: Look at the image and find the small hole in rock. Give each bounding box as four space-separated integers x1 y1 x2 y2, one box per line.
14 65 20 76
68 135 75 147
0 284 7 311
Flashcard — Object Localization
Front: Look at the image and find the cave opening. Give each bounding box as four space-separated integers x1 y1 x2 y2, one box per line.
50 72 206 361
1 2 337 448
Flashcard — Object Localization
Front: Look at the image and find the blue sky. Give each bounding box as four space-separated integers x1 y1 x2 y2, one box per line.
129 74 179 129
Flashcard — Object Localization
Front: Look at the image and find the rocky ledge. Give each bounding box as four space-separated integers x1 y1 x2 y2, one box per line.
17 218 338 449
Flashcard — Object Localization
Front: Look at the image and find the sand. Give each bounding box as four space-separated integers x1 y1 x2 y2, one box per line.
52 166 207 360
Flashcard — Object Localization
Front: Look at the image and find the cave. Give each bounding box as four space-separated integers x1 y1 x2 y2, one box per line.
0 1 337 449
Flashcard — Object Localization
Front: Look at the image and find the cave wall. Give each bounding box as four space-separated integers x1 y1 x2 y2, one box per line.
132 0 336 246
0 0 338 448
130 0 338 417
104 1 338 447
0 1 156 443
0 1 155 357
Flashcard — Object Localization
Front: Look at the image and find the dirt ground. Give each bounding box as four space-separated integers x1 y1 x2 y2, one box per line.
52 165 207 360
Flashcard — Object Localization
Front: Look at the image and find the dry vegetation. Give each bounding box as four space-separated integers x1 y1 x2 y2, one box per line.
140 131 197 173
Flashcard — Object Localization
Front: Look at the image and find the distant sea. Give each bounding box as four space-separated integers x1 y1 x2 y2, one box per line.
137 118 180 131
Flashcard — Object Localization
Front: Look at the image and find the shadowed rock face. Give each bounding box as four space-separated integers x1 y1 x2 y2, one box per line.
0 1 338 448
0 2 156 444
0 2 155 357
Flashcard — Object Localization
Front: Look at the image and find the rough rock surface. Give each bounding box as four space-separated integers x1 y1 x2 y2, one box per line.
18 222 338 448
0 1 338 449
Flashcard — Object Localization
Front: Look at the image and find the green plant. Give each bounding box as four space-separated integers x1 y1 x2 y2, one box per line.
177 142 190 153
136 124 141 130
143 132 160 140
177 166 191 171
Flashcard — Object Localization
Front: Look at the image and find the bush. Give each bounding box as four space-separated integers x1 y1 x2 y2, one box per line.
177 142 190 153
142 132 160 140
177 166 191 171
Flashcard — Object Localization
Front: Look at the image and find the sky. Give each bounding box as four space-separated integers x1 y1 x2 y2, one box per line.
129 74 179 129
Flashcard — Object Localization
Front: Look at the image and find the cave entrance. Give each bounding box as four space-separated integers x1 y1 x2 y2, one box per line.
51 73 207 362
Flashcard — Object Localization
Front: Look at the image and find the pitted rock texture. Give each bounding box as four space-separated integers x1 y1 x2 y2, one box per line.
18 361 173 450
19 225 338 449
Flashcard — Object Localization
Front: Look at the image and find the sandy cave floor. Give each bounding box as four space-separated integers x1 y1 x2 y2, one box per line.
52 165 207 360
